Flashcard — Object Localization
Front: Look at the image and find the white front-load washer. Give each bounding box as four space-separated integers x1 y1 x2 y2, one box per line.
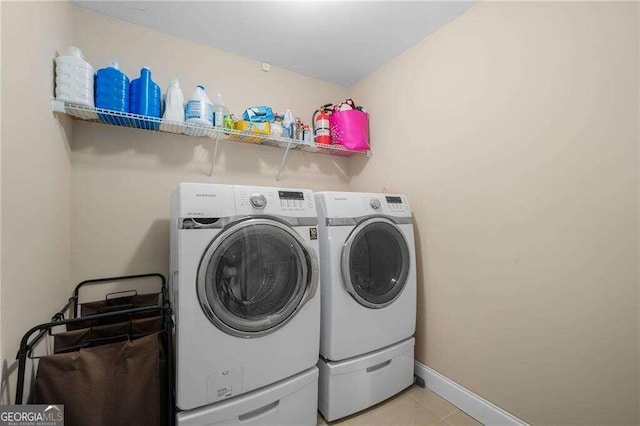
314 191 416 361
314 191 417 421
170 183 320 411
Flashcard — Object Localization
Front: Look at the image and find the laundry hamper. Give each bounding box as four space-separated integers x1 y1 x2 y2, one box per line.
15 273 174 426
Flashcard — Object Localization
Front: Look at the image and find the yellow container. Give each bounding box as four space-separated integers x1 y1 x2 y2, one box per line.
233 121 270 143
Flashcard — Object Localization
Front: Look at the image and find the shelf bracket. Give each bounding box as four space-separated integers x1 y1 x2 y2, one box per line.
210 131 222 178
275 139 294 181
51 99 66 113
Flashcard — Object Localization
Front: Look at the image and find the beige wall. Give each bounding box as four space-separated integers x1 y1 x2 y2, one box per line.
0 1 74 403
1 2 637 423
348 2 639 424
70 7 349 282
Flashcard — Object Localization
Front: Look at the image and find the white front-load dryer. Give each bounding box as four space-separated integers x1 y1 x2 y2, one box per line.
314 192 417 361
314 192 417 421
170 183 320 411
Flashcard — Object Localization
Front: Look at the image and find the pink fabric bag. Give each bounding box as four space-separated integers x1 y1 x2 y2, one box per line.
329 109 370 151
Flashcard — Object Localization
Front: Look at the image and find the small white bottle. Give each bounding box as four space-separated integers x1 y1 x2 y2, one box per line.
55 46 94 107
184 85 213 136
283 109 294 138
160 79 185 134
278 109 295 148
212 93 229 127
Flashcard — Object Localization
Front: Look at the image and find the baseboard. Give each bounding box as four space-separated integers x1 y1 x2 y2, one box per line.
414 361 528 426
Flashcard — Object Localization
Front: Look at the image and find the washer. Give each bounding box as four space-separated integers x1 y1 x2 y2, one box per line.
314 191 416 361
314 191 417 421
170 183 320 411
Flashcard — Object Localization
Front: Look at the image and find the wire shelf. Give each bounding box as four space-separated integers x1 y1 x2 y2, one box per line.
53 100 370 158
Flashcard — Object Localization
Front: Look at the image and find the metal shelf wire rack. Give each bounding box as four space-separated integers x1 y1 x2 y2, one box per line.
52 100 371 180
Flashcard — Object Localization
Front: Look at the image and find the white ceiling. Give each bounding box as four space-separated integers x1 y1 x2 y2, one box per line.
73 1 474 87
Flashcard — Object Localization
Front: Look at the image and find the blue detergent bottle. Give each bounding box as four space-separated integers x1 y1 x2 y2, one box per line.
95 61 130 124
130 67 162 130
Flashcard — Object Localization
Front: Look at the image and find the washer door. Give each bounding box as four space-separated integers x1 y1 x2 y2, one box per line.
197 218 318 337
341 217 410 309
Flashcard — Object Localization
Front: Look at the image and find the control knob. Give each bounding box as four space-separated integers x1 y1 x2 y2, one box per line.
370 199 381 209
250 193 267 209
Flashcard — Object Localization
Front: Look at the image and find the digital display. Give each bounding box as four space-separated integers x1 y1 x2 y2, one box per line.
279 191 304 200
386 196 402 204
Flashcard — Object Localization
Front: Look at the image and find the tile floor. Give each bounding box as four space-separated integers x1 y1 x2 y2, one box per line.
316 385 483 426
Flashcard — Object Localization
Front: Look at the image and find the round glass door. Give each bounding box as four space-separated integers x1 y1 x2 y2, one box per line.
341 218 410 309
197 218 317 337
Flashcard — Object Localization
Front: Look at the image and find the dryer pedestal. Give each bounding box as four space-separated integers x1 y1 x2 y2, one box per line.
318 337 415 422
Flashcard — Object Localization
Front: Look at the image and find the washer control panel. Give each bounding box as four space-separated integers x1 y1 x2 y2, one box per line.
236 186 315 215
278 190 307 210
384 195 407 213
250 193 267 209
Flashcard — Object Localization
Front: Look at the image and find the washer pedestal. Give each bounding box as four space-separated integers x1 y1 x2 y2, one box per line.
177 367 318 426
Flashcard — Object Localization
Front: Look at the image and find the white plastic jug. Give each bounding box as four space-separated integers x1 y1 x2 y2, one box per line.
184 85 213 136
55 46 94 107
212 93 229 127
160 79 185 133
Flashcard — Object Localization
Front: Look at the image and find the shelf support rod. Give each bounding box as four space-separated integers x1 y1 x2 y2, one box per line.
275 139 294 181
210 131 222 178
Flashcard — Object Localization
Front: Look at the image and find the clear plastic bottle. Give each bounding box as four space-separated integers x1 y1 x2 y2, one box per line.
283 109 294 138
160 79 185 133
212 93 229 128
184 85 213 136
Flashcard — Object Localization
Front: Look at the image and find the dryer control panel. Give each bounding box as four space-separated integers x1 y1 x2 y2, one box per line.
315 191 411 218
365 194 409 215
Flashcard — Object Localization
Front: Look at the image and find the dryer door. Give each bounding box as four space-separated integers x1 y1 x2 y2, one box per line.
341 217 410 309
197 218 318 338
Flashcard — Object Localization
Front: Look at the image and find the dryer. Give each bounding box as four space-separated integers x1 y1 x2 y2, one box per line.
170 183 320 411
314 191 416 361
314 191 417 421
